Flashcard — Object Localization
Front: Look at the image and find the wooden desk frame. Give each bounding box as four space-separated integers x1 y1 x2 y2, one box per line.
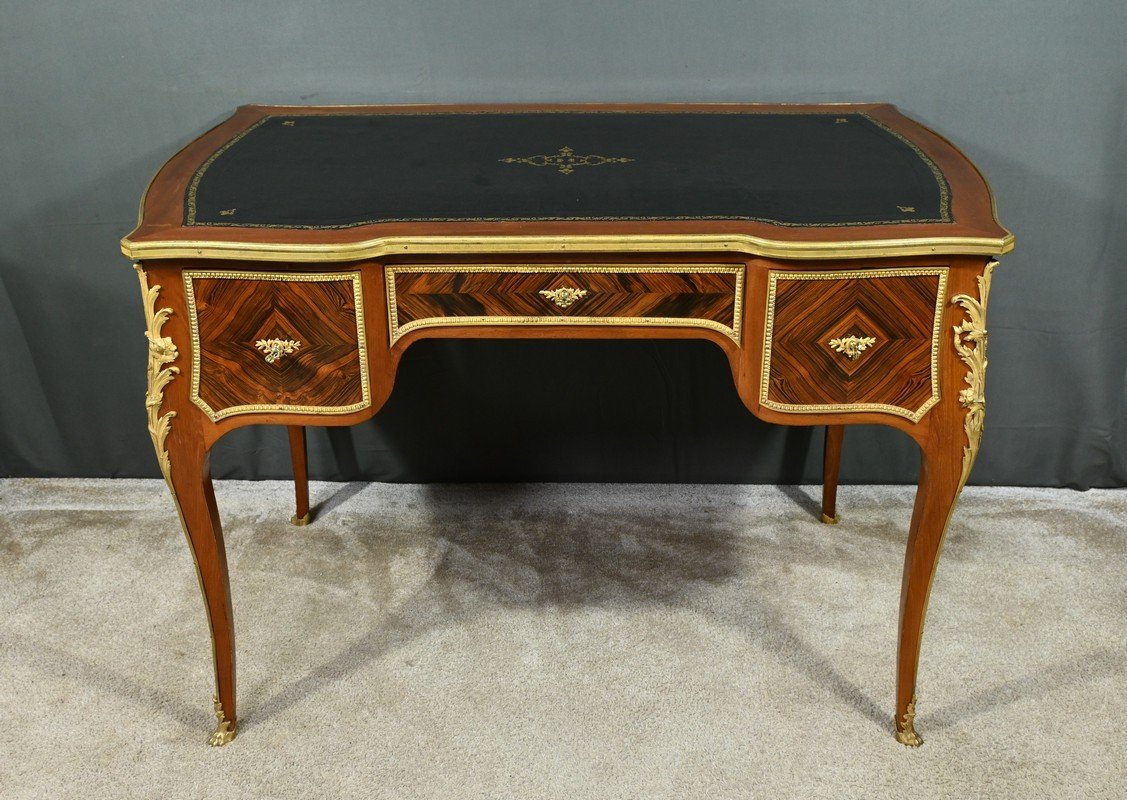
124 103 1011 748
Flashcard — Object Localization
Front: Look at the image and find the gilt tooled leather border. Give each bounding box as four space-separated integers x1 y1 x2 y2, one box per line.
184 111 952 229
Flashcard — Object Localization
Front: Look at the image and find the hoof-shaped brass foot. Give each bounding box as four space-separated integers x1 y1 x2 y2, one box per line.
291 512 311 526
820 512 840 525
894 694 922 747
207 696 237 747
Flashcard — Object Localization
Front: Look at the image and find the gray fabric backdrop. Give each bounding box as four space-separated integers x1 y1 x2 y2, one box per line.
1 1 1123 487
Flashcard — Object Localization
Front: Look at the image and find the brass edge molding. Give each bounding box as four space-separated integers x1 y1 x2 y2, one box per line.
121 232 1015 263
182 270 371 422
135 265 180 482
951 260 997 490
384 264 744 346
759 267 950 422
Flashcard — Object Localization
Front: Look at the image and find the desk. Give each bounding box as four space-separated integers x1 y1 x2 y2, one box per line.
122 103 1013 747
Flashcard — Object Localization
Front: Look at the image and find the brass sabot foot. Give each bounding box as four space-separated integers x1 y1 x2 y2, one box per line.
208 696 237 747
291 512 311 526
820 512 840 525
894 695 922 747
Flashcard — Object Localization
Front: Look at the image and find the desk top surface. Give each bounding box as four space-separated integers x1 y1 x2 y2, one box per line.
123 104 1012 263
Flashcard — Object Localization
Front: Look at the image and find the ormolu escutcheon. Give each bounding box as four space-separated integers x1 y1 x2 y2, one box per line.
538 287 589 308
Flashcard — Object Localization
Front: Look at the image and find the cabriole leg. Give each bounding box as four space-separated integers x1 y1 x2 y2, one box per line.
167 443 238 747
288 425 311 526
821 425 844 524
894 260 995 746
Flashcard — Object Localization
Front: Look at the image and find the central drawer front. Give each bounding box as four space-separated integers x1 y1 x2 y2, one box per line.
385 264 744 345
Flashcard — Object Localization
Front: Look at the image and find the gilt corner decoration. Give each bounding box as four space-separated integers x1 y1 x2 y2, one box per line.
135 265 179 484
951 260 998 490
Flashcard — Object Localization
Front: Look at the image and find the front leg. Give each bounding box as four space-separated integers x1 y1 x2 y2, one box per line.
894 261 995 746
167 443 238 746
137 265 237 746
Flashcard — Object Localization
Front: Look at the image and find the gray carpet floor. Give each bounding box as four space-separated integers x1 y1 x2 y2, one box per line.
0 479 1123 799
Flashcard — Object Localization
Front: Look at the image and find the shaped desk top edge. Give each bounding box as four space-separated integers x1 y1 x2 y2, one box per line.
122 103 1012 263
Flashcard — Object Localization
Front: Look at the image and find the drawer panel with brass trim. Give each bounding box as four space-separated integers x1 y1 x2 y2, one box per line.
760 267 948 421
385 264 744 345
183 270 370 421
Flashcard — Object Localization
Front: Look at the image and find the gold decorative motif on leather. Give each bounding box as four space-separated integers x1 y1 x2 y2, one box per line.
135 266 179 484
500 146 633 175
951 261 996 490
208 695 237 747
827 335 876 360
538 287 588 308
894 693 922 747
254 338 302 363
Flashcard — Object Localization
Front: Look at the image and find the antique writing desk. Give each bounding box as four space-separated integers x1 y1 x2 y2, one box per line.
122 103 1012 747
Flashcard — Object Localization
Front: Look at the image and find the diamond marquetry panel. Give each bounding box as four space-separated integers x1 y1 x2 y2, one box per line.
761 268 947 421
388 265 743 344
184 271 369 420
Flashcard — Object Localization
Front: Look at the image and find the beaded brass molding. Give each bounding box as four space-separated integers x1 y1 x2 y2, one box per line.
182 270 371 422
895 694 923 747
760 267 949 422
208 695 237 747
385 264 745 346
951 260 997 490
828 335 876 360
135 265 179 483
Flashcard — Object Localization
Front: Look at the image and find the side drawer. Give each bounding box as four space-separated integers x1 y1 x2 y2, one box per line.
386 264 744 345
760 267 948 421
183 270 370 421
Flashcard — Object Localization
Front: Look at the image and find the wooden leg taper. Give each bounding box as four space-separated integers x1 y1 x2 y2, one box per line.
167 442 238 746
821 425 843 524
288 425 311 526
893 261 995 746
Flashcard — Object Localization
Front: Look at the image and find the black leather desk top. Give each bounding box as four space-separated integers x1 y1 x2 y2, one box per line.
186 111 952 229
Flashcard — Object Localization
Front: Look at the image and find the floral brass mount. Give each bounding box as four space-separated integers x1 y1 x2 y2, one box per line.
500 146 633 175
538 287 589 308
951 261 997 489
254 338 302 363
827 335 876 360
135 266 179 483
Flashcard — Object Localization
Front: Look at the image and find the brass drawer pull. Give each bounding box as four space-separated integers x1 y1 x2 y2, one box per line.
828 335 876 360
255 338 302 363
538 287 588 308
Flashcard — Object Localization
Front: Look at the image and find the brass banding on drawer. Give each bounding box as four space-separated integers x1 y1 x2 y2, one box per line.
760 267 949 421
385 264 745 345
183 270 370 421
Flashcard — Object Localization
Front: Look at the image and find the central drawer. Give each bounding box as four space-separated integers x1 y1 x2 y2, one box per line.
385 264 744 345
